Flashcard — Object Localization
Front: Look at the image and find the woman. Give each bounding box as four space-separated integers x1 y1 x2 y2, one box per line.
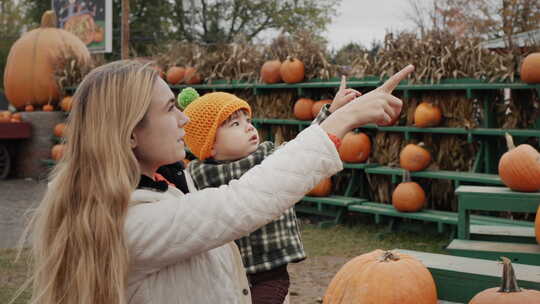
23 60 413 304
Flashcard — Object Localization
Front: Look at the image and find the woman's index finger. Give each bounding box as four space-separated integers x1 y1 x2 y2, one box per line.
379 65 414 93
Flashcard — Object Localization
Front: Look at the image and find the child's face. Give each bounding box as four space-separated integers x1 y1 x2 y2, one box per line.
211 110 259 161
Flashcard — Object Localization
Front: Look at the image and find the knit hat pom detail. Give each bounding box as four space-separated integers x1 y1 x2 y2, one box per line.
177 87 200 109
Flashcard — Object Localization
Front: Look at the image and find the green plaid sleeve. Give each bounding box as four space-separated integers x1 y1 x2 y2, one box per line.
188 141 275 189
312 103 331 125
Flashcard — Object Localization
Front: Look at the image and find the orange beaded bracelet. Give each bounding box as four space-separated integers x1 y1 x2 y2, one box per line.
327 133 342 149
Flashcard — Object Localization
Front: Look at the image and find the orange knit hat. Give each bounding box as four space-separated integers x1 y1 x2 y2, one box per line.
183 92 251 160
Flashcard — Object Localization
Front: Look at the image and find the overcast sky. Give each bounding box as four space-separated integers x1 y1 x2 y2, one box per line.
324 0 429 51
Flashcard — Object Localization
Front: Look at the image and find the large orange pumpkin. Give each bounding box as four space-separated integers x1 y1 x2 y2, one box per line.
414 102 442 127
400 143 431 172
392 170 426 212
307 178 332 197
324 249 437 304
280 57 304 83
312 99 332 117
4 11 91 109
338 132 371 163
293 98 315 120
469 257 540 304
260 60 282 84
498 133 540 192
184 67 202 84
520 52 540 84
166 66 185 84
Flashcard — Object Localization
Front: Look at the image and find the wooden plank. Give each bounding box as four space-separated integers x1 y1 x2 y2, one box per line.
456 185 540 197
301 196 365 207
366 166 502 185
447 239 540 266
0 122 32 139
470 225 535 238
396 249 540 303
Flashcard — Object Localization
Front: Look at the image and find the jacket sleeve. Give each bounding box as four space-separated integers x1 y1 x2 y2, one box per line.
125 124 342 271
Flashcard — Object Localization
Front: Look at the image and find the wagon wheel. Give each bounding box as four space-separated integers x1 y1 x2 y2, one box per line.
0 143 11 179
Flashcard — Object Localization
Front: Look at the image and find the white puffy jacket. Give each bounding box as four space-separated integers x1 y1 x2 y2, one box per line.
125 125 343 303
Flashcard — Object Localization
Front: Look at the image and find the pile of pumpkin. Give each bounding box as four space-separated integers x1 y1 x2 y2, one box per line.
323 250 540 303
0 111 23 123
164 66 203 85
259 57 305 84
48 96 73 161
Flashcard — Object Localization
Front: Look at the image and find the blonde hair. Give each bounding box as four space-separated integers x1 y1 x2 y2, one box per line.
18 60 157 304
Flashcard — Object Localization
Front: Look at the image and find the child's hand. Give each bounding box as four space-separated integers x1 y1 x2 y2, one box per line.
329 76 362 113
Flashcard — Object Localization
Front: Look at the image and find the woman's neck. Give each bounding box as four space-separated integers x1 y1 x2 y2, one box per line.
139 163 157 180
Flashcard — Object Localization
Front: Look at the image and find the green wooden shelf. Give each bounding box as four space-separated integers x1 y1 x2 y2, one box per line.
365 166 503 185
252 119 540 137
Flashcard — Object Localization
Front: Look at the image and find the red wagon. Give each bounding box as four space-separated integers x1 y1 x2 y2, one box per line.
0 122 31 179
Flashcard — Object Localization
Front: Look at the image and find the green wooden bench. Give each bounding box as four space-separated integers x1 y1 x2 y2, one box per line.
295 195 366 228
347 202 531 235
469 225 537 244
446 239 540 266
396 249 540 303
455 185 539 240
365 166 503 186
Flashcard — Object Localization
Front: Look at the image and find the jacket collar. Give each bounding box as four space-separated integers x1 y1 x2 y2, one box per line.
137 175 168 192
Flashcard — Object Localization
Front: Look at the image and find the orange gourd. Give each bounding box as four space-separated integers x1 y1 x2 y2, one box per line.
498 133 540 192
10 117 21 123
293 98 315 120
93 26 104 43
392 170 425 212
51 144 65 161
25 105 34 112
280 57 304 84
260 60 282 84
60 96 73 112
324 249 437 304
338 132 371 163
43 104 54 112
312 99 332 117
166 66 185 84
0 111 11 123
469 257 540 304
11 113 22 121
520 52 540 84
4 11 91 109
414 102 442 127
307 178 332 197
400 143 431 172
54 123 66 138
184 67 202 84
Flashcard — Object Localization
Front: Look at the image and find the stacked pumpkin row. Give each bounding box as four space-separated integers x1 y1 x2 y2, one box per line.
0 111 24 123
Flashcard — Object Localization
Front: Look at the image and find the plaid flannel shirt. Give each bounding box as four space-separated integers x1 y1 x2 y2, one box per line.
187 104 331 274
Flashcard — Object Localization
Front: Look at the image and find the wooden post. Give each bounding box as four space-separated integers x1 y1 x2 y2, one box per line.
121 0 130 59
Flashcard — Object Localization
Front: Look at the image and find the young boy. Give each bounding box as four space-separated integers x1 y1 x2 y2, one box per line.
181 78 359 304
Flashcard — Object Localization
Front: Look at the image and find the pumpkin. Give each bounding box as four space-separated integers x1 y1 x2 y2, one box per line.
10 117 21 123
25 105 35 112
520 52 540 84
293 98 315 120
54 123 66 138
166 66 185 84
307 178 332 197
260 60 282 84
323 249 437 304
414 102 442 127
4 11 91 109
400 143 431 172
498 133 540 192
469 257 540 304
51 144 65 161
280 57 304 83
312 99 332 117
60 96 73 112
338 132 371 163
392 170 425 212
184 67 202 84
534 205 540 244
43 104 54 112
11 113 22 121
0 111 11 123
